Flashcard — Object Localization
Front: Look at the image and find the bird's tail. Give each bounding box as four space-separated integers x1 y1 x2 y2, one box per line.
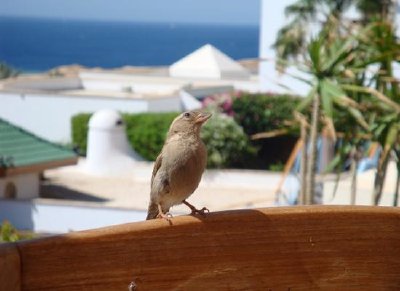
146 201 159 220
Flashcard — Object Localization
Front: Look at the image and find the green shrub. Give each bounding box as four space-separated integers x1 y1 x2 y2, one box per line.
232 93 300 135
124 112 178 160
0 221 34 242
71 113 91 155
228 93 300 169
201 113 256 168
0 221 19 242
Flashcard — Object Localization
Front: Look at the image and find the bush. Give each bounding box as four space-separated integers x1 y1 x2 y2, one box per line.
0 221 33 242
71 113 91 155
124 112 178 160
229 93 301 169
71 111 256 169
201 113 256 168
71 112 179 160
0 221 19 242
232 93 300 135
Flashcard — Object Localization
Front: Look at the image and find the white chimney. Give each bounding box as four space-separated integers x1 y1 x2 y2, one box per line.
85 109 142 176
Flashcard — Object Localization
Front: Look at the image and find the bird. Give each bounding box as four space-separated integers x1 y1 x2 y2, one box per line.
146 110 211 220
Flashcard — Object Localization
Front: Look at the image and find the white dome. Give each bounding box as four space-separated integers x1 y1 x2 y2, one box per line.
89 109 124 130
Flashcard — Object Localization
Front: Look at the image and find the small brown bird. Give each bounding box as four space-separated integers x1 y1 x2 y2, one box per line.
146 110 211 220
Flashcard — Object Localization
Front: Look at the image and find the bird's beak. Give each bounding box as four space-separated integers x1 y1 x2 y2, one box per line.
195 112 212 124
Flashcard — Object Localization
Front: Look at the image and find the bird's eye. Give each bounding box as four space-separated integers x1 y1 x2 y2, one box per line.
183 112 191 118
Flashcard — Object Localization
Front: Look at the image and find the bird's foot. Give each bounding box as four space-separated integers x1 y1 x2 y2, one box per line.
156 204 173 221
182 200 209 217
190 207 209 216
157 211 173 221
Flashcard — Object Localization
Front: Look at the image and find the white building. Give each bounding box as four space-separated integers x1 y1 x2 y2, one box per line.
0 117 77 199
258 0 309 94
0 44 260 143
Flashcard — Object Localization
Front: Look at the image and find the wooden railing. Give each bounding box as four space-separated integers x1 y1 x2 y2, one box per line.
1 206 400 290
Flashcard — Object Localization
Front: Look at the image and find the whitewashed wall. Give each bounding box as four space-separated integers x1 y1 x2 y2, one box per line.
259 0 310 95
5 77 82 91
147 96 182 112
0 92 178 143
80 72 184 94
0 199 146 233
0 173 39 199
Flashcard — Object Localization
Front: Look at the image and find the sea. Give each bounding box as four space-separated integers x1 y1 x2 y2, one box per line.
0 16 259 73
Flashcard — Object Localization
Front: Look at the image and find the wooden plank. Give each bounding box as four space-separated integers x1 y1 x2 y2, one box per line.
0 243 21 291
14 206 400 290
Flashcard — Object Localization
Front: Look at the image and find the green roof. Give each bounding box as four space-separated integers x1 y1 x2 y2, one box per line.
0 118 77 168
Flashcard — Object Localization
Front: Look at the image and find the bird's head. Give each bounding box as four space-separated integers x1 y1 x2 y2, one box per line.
168 110 212 137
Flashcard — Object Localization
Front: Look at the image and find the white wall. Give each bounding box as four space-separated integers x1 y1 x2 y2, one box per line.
259 0 310 95
147 96 182 112
0 199 146 233
0 92 149 143
80 72 184 94
81 78 182 94
5 77 82 91
0 173 39 199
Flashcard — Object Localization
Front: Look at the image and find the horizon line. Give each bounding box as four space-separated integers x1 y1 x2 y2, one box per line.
0 14 260 28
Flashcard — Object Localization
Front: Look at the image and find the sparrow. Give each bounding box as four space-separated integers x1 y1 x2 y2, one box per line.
146 110 211 220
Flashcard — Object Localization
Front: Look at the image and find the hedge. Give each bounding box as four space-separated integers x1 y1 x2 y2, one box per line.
232 93 300 135
71 111 255 168
71 113 91 155
124 112 178 160
71 93 301 170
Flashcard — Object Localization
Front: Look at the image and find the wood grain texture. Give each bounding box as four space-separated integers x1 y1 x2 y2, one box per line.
0 243 21 291
4 206 400 290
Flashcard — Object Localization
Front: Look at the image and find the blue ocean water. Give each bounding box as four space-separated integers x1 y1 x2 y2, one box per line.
0 17 259 72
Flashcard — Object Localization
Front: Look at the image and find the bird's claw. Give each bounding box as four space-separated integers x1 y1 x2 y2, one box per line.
157 212 173 221
191 207 209 216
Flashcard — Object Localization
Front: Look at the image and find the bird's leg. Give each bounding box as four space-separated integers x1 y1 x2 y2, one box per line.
156 204 173 221
182 200 209 216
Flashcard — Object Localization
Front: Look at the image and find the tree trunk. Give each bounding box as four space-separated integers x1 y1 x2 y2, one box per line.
350 148 359 205
394 150 400 206
299 122 308 205
374 156 390 205
306 93 320 204
394 167 400 206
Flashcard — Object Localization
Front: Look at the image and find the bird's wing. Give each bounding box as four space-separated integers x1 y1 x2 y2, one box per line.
151 153 163 187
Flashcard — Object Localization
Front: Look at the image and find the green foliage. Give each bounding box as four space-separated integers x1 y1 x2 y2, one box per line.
232 93 300 135
71 113 92 155
71 102 299 169
201 113 256 168
124 112 178 160
268 162 285 172
1 221 21 242
0 62 19 79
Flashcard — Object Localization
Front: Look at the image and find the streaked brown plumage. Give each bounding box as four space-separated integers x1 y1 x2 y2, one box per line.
146 110 211 220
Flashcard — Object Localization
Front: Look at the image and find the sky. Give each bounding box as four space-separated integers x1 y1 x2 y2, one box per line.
0 0 260 26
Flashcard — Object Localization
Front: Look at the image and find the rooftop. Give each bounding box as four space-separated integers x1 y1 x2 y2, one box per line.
0 117 77 175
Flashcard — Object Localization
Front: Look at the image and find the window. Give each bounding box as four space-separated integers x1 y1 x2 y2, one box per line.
4 182 17 199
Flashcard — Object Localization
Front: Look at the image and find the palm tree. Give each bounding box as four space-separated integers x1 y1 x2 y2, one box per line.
0 62 19 79
344 20 400 204
275 0 399 205
274 0 397 67
296 26 370 203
